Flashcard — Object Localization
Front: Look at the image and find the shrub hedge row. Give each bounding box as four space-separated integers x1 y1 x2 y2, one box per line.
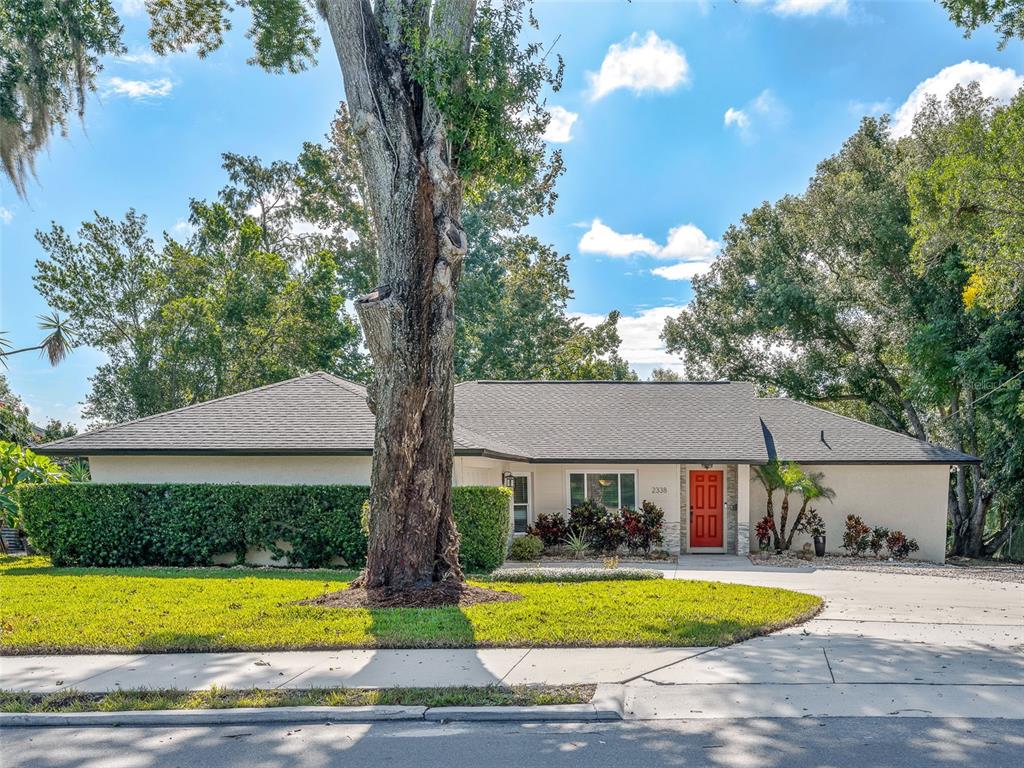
17 483 511 572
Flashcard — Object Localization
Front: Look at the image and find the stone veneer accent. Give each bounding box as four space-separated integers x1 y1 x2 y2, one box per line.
725 464 739 554
679 463 739 554
678 467 688 553
662 472 682 555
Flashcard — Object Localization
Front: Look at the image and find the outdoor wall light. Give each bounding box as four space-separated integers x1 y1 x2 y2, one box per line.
502 472 515 488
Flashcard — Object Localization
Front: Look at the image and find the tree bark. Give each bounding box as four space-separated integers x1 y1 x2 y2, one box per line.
777 490 791 551
320 0 475 588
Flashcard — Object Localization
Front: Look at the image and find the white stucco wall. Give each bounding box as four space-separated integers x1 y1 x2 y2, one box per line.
89 455 373 485
748 464 952 562
457 460 682 552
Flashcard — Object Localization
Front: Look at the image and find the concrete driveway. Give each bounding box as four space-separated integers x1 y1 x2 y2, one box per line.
620 556 1024 718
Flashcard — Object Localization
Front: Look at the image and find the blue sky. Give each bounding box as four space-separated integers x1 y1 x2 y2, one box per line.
2 0 1022 426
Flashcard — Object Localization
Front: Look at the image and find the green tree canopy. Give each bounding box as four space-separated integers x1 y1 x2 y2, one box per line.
0 375 34 445
909 83 1024 312
663 101 1023 558
940 0 1024 48
34 203 365 424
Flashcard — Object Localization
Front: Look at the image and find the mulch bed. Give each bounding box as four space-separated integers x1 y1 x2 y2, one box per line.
300 582 522 609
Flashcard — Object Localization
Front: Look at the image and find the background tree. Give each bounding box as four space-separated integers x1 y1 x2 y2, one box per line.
664 97 1023 558
909 85 1024 312
3 0 567 591
940 0 1024 47
650 368 682 382
0 375 34 445
35 205 365 423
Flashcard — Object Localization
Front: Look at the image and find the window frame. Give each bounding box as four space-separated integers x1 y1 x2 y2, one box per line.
510 472 532 535
565 469 638 511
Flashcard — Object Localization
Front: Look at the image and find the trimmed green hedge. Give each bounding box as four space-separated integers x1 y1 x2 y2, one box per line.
18 483 511 572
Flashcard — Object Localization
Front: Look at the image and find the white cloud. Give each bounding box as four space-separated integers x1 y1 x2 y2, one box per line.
587 32 690 101
119 0 147 16
848 99 892 117
170 219 195 238
574 305 687 374
651 261 714 280
0 207 12 224
724 88 787 141
103 77 173 99
542 106 578 143
579 219 661 258
724 107 750 131
117 49 160 66
661 224 719 261
772 0 848 16
891 60 1024 138
579 219 720 279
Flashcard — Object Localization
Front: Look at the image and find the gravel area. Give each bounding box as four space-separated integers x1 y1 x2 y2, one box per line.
748 552 1024 582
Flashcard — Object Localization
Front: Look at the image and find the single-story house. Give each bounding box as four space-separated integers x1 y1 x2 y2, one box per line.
38 372 977 562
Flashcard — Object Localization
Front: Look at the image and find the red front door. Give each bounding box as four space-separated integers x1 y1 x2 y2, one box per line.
690 470 724 548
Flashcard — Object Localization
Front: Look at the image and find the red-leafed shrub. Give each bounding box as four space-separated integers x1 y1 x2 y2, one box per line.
622 501 664 554
842 514 871 556
885 529 920 560
755 515 776 551
527 512 569 547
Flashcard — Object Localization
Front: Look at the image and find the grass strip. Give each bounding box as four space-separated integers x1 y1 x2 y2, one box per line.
0 685 595 713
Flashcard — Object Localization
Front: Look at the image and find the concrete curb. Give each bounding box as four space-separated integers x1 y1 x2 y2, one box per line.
0 686 626 727
425 685 624 722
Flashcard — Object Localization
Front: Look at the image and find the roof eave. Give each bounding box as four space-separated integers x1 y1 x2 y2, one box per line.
35 447 377 457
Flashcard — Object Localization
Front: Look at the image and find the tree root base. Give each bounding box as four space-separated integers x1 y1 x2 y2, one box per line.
300 583 522 609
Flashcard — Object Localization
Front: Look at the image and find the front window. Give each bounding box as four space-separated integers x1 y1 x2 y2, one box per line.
512 474 530 533
569 471 636 510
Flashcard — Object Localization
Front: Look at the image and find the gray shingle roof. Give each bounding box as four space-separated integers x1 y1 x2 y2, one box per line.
38 372 978 464
454 380 770 463
39 372 377 455
757 398 978 464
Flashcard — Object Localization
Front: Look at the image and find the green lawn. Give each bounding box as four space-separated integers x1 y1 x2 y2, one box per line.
0 557 822 653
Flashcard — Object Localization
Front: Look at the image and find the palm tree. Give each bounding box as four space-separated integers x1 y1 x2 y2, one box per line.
0 314 77 367
786 472 836 550
754 460 785 550
775 462 808 551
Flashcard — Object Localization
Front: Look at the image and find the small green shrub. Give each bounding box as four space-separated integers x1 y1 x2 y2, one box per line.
488 566 663 582
452 485 512 572
508 534 543 561
868 526 890 557
18 483 510 570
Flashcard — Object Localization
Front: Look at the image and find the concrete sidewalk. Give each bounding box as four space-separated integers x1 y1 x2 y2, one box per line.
0 647 707 692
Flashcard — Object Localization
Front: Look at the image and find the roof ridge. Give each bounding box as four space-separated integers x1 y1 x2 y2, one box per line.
38 372 330 449
313 371 368 397
465 379 738 385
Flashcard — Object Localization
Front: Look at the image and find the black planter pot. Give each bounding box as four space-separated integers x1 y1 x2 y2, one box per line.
813 535 826 557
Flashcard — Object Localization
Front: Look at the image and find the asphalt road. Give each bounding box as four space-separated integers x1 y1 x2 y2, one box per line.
3 718 1022 768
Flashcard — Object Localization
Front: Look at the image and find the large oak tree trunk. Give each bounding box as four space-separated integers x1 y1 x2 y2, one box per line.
320 0 475 589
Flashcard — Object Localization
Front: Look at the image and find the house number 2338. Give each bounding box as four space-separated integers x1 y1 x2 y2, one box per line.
650 486 668 494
